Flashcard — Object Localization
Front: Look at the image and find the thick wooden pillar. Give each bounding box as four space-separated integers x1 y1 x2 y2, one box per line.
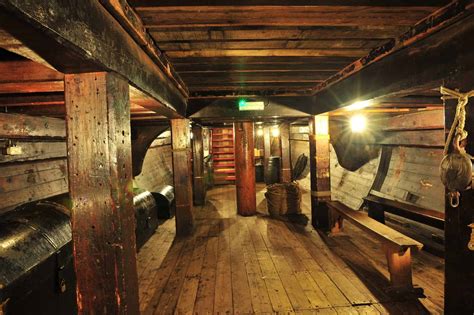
444 90 474 314
192 124 205 206
171 119 194 236
64 72 139 314
234 121 256 216
263 125 272 183
280 122 292 182
308 115 331 229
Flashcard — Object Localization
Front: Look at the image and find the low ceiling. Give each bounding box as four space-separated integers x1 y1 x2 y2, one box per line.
129 1 449 100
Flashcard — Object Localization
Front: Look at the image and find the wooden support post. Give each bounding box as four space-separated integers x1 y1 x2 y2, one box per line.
192 124 206 206
385 246 413 291
263 125 271 184
64 72 139 314
280 122 292 182
308 115 331 230
234 121 256 216
444 86 474 314
171 119 194 236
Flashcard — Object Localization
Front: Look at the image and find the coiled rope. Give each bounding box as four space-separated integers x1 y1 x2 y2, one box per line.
439 86 474 208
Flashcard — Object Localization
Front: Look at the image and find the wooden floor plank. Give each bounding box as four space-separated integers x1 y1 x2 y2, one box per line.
175 225 211 314
193 235 218 314
229 219 254 314
213 219 233 314
135 185 444 314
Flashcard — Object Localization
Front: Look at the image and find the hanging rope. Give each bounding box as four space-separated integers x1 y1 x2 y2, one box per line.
439 86 474 208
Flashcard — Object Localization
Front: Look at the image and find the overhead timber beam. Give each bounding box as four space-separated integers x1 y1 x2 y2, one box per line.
98 0 188 97
0 0 187 116
297 1 474 115
130 1 448 6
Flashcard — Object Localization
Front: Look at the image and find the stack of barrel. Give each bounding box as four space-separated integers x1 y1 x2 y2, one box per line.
0 186 175 315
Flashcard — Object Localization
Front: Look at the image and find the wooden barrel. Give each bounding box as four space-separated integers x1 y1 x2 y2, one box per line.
255 162 264 182
265 156 281 185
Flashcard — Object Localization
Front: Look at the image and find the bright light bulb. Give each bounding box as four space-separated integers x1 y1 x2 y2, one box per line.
271 126 280 137
350 115 367 133
257 128 264 136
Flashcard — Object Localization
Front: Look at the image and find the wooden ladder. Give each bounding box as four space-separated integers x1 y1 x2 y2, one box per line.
211 127 235 184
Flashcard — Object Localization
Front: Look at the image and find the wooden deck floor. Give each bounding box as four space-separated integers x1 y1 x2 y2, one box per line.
137 185 444 314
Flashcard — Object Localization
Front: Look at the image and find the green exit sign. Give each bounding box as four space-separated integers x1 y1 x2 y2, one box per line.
238 99 265 111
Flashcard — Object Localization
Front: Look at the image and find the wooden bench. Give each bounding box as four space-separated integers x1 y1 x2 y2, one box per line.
364 195 445 230
327 201 424 294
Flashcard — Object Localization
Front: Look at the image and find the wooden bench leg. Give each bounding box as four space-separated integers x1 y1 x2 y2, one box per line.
330 211 344 234
384 245 413 291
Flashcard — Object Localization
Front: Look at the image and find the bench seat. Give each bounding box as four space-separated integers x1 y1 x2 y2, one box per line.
327 201 423 293
364 195 445 230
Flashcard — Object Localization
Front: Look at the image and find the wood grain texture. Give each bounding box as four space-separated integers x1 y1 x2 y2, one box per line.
137 184 442 313
443 81 474 314
171 118 194 236
65 72 139 314
0 0 187 115
279 122 292 182
192 124 205 205
309 115 331 229
234 121 256 216
0 112 65 138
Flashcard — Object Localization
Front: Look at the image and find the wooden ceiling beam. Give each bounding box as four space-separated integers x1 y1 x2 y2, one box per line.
167 49 368 58
0 81 64 94
0 60 63 83
130 1 448 7
98 0 188 97
188 82 316 91
0 0 187 116
288 1 474 115
174 64 343 73
181 72 332 84
157 39 387 51
0 93 64 106
136 6 436 28
149 25 407 41
170 56 356 65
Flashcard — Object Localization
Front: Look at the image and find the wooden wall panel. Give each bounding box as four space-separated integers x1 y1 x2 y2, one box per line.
0 113 68 213
0 112 65 138
0 159 68 213
376 147 444 212
134 134 173 192
330 146 380 210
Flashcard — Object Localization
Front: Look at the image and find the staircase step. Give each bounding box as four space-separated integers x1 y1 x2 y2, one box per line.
212 145 234 149
214 169 235 174
213 151 234 155
213 157 234 161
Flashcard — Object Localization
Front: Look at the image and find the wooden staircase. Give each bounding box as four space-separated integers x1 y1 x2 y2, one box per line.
211 127 235 184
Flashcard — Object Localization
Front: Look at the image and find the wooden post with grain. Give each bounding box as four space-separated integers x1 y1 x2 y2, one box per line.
234 121 256 216
64 72 139 314
171 118 194 236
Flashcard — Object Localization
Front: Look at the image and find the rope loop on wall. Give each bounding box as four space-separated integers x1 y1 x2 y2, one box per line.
439 86 474 208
